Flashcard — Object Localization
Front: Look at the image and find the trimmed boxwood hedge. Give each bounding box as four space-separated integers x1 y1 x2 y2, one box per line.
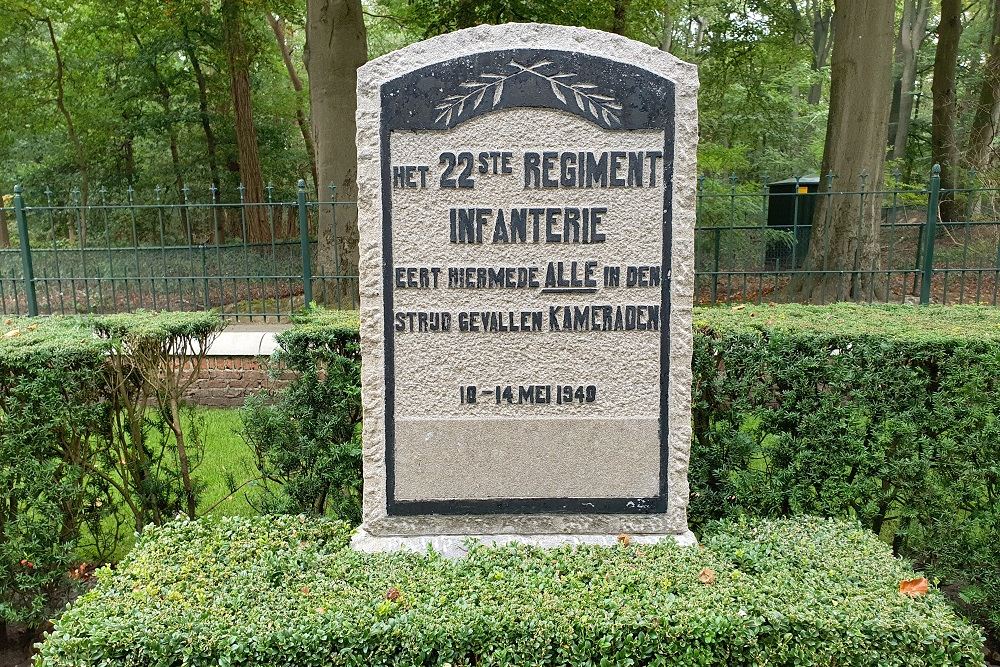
235 304 1000 645
36 516 985 666
0 311 223 630
241 307 362 519
689 304 1000 641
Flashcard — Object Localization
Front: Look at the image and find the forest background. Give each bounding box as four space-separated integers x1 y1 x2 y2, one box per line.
2 0 999 303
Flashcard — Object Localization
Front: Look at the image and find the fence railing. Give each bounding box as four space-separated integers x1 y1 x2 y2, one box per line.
1 166 998 320
695 165 1000 307
2 180 357 320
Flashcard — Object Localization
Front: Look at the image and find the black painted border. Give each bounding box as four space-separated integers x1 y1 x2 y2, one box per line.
379 49 675 517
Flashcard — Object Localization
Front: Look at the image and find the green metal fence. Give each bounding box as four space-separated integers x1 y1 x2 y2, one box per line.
1 165 997 320
695 164 1000 306
1 180 357 320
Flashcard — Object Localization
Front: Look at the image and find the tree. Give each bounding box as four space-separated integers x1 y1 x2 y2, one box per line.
966 0 1000 173
221 0 269 242
931 0 963 221
305 0 367 304
42 14 89 242
789 0 895 302
890 0 931 160
268 13 318 190
612 0 631 35
798 0 834 105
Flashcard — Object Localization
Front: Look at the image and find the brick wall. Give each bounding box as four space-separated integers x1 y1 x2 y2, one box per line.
184 356 295 408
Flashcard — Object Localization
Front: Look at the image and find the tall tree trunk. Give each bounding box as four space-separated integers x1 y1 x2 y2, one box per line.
931 0 964 221
789 0 895 303
131 30 189 237
267 14 319 191
305 0 367 306
891 0 931 159
43 16 88 244
221 0 269 243
659 1 673 53
182 26 224 243
0 200 9 248
966 0 1000 173
806 1 834 104
612 0 631 35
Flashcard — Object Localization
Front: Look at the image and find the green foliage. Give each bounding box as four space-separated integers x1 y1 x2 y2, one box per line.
0 312 222 629
0 317 109 629
94 310 224 343
690 303 1000 642
35 515 984 666
241 308 362 521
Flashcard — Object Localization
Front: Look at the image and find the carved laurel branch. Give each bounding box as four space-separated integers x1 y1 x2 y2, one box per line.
434 60 623 128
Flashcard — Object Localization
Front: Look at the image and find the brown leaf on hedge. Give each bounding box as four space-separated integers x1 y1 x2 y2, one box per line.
698 567 716 585
386 587 402 601
3 329 21 338
899 577 929 597
617 533 631 546
300 586 310 595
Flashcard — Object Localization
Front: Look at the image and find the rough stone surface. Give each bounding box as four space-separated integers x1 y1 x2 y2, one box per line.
352 526 698 558
355 23 699 544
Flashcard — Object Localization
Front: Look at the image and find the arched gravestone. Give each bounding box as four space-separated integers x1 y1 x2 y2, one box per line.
353 23 698 554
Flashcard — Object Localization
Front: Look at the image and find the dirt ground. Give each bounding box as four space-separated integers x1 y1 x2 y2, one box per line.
1 625 37 667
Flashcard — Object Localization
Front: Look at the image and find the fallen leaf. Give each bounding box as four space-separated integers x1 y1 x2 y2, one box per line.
385 587 402 601
698 567 716 585
3 329 21 338
617 533 631 546
300 586 311 595
899 577 929 597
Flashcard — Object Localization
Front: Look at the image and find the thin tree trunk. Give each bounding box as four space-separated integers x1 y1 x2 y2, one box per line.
43 16 88 244
932 0 964 221
131 30 189 237
267 14 319 191
807 1 833 105
892 0 931 159
966 0 1000 173
612 0 630 35
788 0 895 303
305 0 367 306
0 201 9 248
123 133 136 185
659 1 673 52
222 0 269 243
182 27 224 243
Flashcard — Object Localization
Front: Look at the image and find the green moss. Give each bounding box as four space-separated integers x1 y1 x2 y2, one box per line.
36 516 984 666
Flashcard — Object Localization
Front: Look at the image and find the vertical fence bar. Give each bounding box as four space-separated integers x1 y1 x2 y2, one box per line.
297 179 313 307
13 186 38 316
920 164 941 305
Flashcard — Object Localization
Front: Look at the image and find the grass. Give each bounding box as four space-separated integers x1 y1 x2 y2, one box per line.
77 407 258 564
192 407 259 519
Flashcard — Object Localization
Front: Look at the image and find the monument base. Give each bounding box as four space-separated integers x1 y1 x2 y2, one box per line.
351 526 698 558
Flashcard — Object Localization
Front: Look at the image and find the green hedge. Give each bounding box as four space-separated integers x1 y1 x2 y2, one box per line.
0 318 110 630
690 304 1000 639
0 311 223 630
241 308 362 520
36 516 984 666
238 304 1000 645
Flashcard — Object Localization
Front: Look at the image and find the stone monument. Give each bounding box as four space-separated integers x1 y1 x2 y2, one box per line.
352 23 698 554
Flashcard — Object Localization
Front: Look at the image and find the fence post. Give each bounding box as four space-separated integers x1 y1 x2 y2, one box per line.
297 179 313 306
12 185 38 316
919 164 941 305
